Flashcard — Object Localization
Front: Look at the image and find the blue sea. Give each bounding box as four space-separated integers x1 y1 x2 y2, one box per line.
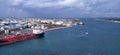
0 18 120 55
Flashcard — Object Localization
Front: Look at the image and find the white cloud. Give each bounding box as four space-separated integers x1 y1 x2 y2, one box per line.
58 0 77 6
1 0 120 17
8 0 90 11
17 0 86 8
11 0 23 6
5 7 30 16
91 0 97 4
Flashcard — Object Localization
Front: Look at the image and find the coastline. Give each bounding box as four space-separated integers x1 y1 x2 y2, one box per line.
44 26 72 32
97 18 120 24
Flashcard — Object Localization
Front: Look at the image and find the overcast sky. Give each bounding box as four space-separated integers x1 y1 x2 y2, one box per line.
0 0 120 18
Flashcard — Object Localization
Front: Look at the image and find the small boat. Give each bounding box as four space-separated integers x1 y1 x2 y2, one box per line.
77 22 84 25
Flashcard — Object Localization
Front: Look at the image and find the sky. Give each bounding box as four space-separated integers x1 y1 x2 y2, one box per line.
0 0 120 18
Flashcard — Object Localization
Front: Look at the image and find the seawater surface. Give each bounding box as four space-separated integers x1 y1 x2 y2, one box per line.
0 18 120 55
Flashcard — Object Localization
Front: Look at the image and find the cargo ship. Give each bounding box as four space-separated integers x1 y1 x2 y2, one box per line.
0 25 45 45
0 33 44 45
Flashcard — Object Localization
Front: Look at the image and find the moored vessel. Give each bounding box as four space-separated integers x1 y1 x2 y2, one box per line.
0 25 45 45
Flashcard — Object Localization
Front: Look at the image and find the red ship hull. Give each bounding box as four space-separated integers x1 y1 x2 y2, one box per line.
0 33 44 45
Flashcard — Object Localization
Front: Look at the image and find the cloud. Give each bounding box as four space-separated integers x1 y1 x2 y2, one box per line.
0 0 120 17
11 0 23 6
19 0 86 9
0 0 31 17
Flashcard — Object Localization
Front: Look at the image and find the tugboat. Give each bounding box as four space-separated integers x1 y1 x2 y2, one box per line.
0 25 45 45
